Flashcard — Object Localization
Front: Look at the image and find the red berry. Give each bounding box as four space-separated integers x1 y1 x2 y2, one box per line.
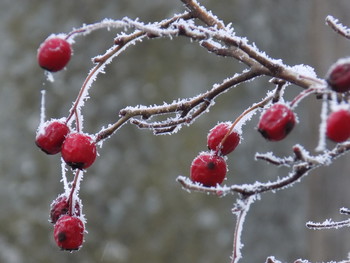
326 109 350 142
61 133 97 170
50 194 81 224
190 152 227 187
37 37 72 72
207 122 240 155
54 215 84 251
258 103 296 141
35 120 70 155
326 59 350 93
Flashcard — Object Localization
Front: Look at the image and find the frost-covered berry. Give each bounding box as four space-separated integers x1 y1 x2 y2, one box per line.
61 133 97 170
54 215 84 251
50 194 81 224
258 103 296 141
207 122 240 155
326 109 350 143
190 152 227 187
35 120 70 155
37 37 72 72
326 59 350 93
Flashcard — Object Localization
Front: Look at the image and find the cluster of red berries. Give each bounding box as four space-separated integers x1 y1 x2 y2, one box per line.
36 36 98 251
35 119 97 170
37 31 350 250
189 103 296 187
190 58 350 187
190 122 240 187
50 194 85 251
35 119 96 250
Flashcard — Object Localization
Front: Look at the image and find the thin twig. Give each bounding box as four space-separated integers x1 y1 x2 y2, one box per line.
231 196 255 263
177 142 350 197
326 15 350 40
95 69 262 140
306 218 350 230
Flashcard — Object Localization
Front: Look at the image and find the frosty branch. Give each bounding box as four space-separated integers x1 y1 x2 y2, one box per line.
63 0 325 140
35 0 350 262
326 15 350 40
177 141 350 197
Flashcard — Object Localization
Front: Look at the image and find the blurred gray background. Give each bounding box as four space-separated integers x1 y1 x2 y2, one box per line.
1 0 350 262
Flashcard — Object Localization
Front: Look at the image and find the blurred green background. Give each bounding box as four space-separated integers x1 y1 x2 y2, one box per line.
1 0 350 262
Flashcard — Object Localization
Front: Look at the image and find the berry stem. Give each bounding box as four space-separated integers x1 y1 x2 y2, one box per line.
66 57 111 124
231 197 254 263
216 94 274 155
66 12 193 130
65 42 129 131
289 87 321 109
74 110 81 133
64 19 132 41
68 169 82 216
61 161 70 194
39 90 46 127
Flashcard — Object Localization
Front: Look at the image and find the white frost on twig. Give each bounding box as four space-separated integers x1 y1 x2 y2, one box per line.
60 160 70 195
315 94 328 152
306 218 350 230
255 151 294 167
326 15 350 38
289 64 318 80
231 196 256 263
39 90 46 127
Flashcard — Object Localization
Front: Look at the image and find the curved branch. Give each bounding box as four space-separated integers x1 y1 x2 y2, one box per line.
326 15 350 40
95 68 262 140
177 142 350 197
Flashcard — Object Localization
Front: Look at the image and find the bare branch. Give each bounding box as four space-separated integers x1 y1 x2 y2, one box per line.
180 0 225 29
340 207 350 215
306 206 350 230
306 218 350 230
95 68 262 140
255 152 294 167
231 196 255 263
178 142 350 197
326 15 350 40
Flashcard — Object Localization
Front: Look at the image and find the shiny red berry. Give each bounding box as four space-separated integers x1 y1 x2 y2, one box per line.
207 122 240 155
50 194 81 224
54 215 84 251
190 152 227 187
35 120 70 155
61 133 97 170
37 37 72 72
326 60 350 93
258 103 296 141
326 109 350 142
